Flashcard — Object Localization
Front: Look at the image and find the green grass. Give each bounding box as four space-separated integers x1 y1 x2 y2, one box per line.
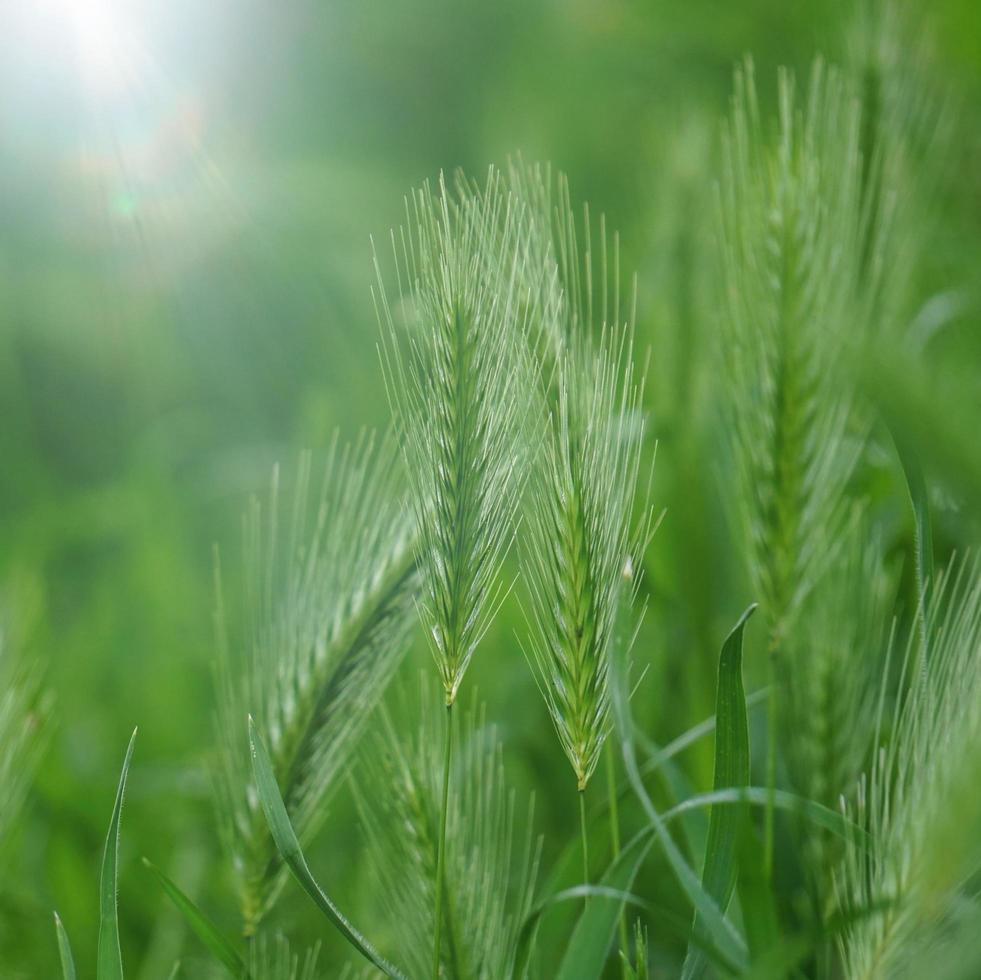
2 2 981 979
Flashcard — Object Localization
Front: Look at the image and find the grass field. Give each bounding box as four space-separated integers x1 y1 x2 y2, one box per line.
1 1 980 977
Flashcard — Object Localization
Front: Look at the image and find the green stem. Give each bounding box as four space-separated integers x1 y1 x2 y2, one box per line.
433 701 454 980
763 632 778 882
606 741 630 975
579 787 589 905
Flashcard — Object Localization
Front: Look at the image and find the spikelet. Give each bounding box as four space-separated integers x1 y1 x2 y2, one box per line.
836 558 981 978
375 168 535 706
353 681 540 980
719 59 870 641
523 329 649 792
781 511 896 890
214 432 419 933
0 586 51 849
514 168 651 792
249 933 322 980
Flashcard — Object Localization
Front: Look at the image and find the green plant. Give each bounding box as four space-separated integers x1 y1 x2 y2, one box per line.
53 730 137 980
718 56 897 881
23 8 981 979
375 169 535 976
837 558 981 978
0 606 50 850
214 435 419 934
354 683 540 979
515 173 652 906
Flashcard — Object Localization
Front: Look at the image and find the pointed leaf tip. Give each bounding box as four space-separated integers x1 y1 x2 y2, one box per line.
248 719 407 979
97 729 137 980
681 605 754 979
54 911 77 980
142 857 248 978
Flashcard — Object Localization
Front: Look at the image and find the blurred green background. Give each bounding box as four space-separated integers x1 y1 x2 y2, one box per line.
1 0 979 975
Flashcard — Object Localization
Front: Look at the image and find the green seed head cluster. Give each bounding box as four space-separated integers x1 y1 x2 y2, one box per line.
720 60 873 640
376 170 535 707
215 434 419 932
837 559 981 977
523 326 648 792
500 164 652 795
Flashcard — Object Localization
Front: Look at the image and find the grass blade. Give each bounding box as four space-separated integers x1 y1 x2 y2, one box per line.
54 913 76 980
611 616 749 973
98 728 137 980
554 830 655 980
663 786 861 843
248 717 407 980
735 821 780 961
517 828 747 980
141 858 248 978
682 604 755 980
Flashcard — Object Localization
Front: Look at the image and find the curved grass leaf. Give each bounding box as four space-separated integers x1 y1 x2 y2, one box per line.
539 689 771 902
513 867 651 980
54 912 76 980
98 728 137 980
554 830 655 980
632 785 749 973
611 617 749 974
141 858 248 978
682 603 755 980
663 786 862 844
248 717 407 980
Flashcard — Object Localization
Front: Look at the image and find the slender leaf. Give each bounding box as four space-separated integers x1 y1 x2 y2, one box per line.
516 875 653 974
735 820 780 962
54 913 76 980
682 604 755 980
611 633 749 973
663 786 862 844
247 717 407 980
98 728 137 980
554 830 655 980
142 858 248 978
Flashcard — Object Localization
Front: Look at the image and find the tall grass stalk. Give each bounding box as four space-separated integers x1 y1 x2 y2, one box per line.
432 703 453 980
718 59 884 876
516 170 651 907
375 169 535 977
782 512 895 899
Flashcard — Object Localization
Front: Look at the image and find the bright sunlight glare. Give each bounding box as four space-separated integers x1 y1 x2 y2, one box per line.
67 0 146 100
